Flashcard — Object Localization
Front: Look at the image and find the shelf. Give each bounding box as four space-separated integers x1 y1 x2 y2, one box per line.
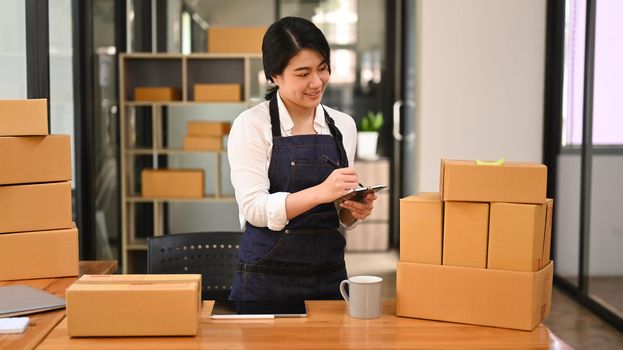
126 196 236 203
125 148 226 155
123 101 248 107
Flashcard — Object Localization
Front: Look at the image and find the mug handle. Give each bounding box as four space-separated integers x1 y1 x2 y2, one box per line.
339 280 349 304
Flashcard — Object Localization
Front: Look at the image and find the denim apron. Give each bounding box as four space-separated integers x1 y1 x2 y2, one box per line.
229 94 349 300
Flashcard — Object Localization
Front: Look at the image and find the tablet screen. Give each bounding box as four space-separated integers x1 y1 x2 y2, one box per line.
211 300 307 319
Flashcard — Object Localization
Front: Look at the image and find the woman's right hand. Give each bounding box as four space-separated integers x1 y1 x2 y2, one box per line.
317 167 359 203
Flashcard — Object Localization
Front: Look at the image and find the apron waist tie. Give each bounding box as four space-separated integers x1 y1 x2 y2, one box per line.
237 261 345 277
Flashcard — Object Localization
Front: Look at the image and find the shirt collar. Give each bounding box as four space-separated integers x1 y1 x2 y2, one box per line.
276 91 326 135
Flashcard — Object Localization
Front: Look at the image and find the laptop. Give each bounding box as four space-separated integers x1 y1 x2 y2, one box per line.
0 285 66 318
211 300 307 319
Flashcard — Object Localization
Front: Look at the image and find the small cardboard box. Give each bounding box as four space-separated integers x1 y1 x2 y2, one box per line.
66 274 202 337
0 99 48 136
208 27 266 53
141 169 204 198
183 136 223 151
187 121 231 137
542 199 554 269
440 159 547 204
134 87 181 102
0 135 71 185
399 193 443 264
194 84 241 102
488 201 551 272
0 225 79 281
443 201 489 268
0 181 72 234
396 261 553 331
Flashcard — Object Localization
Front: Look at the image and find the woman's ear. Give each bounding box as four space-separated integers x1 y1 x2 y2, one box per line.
271 75 282 87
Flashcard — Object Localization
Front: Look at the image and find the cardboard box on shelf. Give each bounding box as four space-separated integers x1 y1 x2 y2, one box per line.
0 225 79 281
134 87 181 102
141 169 204 198
0 135 71 185
0 99 48 136
183 136 223 151
66 274 201 337
443 201 489 268
207 27 266 53
0 181 72 234
396 261 553 331
488 201 550 272
440 159 547 204
193 84 241 102
541 199 554 269
399 193 443 264
187 121 231 137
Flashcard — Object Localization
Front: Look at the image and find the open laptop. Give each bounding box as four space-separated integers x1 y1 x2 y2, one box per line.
211 300 307 319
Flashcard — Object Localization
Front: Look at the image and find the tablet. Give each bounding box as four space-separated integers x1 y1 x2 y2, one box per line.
211 300 307 319
335 184 387 204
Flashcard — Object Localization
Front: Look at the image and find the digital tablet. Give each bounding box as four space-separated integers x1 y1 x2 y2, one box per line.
211 300 307 319
335 184 387 204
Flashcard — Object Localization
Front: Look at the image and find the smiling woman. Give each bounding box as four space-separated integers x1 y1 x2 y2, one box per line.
227 16 378 301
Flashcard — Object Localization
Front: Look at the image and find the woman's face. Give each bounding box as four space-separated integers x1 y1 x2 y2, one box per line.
272 48 330 111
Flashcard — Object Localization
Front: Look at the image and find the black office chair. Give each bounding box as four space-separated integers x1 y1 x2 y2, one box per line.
147 231 243 301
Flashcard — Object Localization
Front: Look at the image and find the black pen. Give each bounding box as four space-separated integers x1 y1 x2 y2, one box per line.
322 155 364 188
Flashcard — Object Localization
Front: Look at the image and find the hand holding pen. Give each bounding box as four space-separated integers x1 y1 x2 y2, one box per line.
322 155 363 188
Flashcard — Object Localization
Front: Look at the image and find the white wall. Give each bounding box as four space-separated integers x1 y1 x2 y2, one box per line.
414 0 547 192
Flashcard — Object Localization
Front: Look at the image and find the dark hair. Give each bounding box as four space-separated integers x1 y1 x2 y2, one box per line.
262 16 331 100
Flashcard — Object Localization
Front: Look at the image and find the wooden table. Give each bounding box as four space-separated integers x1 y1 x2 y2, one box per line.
37 299 572 349
0 261 117 350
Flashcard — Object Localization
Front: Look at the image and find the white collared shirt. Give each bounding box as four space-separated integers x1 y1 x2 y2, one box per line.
228 92 357 231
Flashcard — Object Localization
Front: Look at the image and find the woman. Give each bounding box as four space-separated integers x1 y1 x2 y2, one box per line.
228 16 377 301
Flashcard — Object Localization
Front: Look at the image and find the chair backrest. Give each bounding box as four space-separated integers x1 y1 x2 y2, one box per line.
147 231 243 301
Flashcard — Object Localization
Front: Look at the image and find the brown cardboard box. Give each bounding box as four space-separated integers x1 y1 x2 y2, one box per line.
396 261 553 331
208 27 266 53
194 84 241 102
134 87 181 102
0 99 48 136
183 136 223 151
0 135 71 185
66 274 201 337
141 169 204 198
399 193 443 264
440 159 547 204
542 199 554 269
0 225 79 281
488 201 548 272
187 121 231 137
443 201 489 268
0 181 72 233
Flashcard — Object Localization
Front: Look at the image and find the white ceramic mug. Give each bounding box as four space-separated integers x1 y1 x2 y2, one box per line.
339 275 383 319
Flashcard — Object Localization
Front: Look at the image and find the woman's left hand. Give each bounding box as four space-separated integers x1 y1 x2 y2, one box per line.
339 193 378 221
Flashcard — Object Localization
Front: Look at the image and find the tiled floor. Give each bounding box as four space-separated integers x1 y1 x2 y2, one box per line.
345 250 623 350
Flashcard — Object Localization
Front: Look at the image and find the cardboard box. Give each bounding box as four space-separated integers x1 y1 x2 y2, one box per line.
0 225 79 281
0 181 72 234
396 261 553 331
399 193 443 264
443 201 489 268
187 121 231 137
66 274 201 337
0 135 71 185
141 169 204 198
0 99 48 136
488 202 548 272
183 136 223 151
541 199 554 269
194 84 241 102
208 27 266 53
440 159 547 204
134 87 181 102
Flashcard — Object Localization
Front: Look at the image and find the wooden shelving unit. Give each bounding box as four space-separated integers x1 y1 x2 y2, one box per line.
119 53 263 273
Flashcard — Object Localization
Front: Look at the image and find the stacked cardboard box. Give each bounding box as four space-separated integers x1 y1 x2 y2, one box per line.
0 99 79 281
207 27 266 54
66 274 202 336
141 169 204 198
134 87 181 102
194 84 241 102
183 120 230 151
397 159 553 331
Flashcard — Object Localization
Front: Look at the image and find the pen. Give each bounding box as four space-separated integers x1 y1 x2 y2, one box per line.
322 155 364 188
